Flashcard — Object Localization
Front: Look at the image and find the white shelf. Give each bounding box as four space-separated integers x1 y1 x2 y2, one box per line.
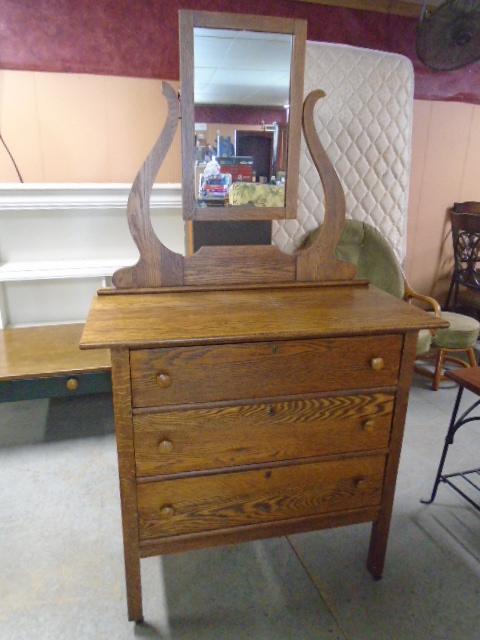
0 258 136 282
0 182 184 326
0 183 182 211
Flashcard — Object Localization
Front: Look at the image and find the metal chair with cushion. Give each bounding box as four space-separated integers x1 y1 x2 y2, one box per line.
306 220 479 390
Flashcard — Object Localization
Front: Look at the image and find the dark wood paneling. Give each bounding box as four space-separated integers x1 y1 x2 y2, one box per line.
192 221 271 251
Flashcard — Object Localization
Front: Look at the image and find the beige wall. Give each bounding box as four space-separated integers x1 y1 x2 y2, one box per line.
406 100 480 300
1 70 479 301
0 70 181 183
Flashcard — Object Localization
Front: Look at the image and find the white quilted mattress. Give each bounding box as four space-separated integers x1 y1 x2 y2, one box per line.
273 41 414 263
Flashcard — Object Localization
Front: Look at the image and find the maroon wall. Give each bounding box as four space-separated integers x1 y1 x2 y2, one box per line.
1 0 479 104
194 105 287 125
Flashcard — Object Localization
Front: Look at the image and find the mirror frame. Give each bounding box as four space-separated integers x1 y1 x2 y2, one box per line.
179 10 307 221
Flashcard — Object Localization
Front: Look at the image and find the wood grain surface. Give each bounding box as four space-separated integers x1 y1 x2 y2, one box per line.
80 285 447 350
296 90 357 281
139 505 381 556
110 349 143 623
184 245 296 285
98 279 368 296
0 324 110 381
133 392 394 475
112 82 183 289
137 454 386 539
285 18 307 218
130 335 401 407
367 330 417 580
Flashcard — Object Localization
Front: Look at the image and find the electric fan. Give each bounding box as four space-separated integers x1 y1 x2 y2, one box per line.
417 0 480 70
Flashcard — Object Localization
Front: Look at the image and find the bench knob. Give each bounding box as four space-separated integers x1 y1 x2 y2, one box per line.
66 377 79 392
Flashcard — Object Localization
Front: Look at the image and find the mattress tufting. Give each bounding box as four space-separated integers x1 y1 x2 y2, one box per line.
273 42 414 263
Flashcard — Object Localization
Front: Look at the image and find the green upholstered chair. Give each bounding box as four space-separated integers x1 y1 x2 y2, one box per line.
308 220 479 389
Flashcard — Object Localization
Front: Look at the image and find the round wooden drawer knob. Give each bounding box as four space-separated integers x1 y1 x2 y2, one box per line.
370 357 385 371
160 505 175 518
66 377 79 392
156 372 172 388
355 477 368 489
362 419 375 432
158 439 173 453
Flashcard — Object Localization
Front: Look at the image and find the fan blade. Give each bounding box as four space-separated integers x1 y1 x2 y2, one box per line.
417 0 480 71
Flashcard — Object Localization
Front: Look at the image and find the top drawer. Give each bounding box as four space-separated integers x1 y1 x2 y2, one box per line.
130 335 402 408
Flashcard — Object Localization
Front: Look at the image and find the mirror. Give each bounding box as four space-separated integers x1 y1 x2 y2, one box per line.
180 11 306 221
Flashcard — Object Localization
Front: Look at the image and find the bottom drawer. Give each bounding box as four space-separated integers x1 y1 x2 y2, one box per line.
137 455 386 540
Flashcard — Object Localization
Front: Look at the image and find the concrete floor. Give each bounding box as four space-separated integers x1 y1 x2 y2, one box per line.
1 375 479 639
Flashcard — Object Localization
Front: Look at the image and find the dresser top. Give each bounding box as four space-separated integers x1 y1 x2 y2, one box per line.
80 284 446 350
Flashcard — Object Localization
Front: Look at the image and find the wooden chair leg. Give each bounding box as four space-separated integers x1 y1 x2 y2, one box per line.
467 347 477 368
432 349 445 391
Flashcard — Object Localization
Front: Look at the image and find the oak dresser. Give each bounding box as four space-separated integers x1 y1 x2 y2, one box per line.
81 283 443 622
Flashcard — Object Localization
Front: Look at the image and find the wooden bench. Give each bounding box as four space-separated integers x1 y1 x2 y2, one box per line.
0 324 111 403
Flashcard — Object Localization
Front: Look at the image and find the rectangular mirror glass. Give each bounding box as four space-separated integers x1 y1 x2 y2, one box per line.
194 28 291 210
180 12 306 221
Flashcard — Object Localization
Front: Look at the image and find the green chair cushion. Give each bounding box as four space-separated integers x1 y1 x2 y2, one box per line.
416 329 432 356
307 220 428 351
305 220 404 298
334 220 405 299
432 311 480 349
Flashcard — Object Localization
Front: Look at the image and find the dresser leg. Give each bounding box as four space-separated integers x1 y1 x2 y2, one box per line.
366 331 418 580
366 518 390 580
111 350 144 623
124 548 143 623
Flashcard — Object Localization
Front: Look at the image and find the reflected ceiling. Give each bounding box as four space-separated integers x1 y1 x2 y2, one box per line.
194 28 292 107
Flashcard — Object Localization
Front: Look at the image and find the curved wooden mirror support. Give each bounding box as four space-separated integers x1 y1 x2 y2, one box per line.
296 90 356 282
112 81 356 290
112 83 183 289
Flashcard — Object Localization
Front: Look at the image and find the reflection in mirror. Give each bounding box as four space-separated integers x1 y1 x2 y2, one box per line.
193 28 292 210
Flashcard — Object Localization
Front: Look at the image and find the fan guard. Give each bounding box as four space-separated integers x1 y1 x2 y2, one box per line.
417 0 480 71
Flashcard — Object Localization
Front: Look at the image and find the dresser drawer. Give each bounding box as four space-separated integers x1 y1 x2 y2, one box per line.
134 392 394 476
130 335 402 408
137 455 386 539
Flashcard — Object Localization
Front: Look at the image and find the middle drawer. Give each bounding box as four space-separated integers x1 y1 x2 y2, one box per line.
134 392 394 476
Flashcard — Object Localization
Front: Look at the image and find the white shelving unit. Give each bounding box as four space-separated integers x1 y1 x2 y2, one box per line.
0 183 184 328
0 259 136 282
